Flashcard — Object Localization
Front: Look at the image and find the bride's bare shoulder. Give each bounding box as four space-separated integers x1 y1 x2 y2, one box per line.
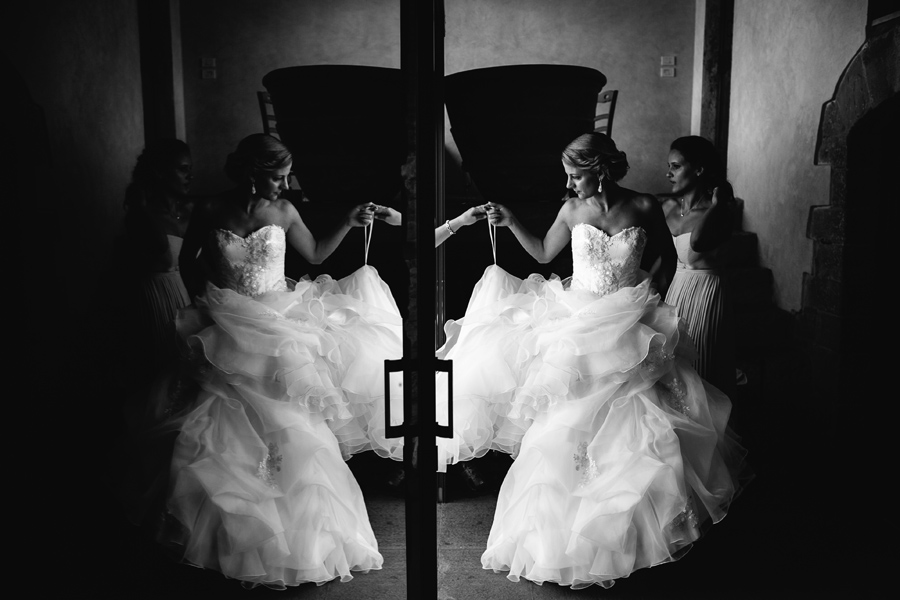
558 197 581 219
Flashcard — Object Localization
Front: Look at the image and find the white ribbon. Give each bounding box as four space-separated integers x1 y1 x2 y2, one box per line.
364 221 374 265
487 217 497 265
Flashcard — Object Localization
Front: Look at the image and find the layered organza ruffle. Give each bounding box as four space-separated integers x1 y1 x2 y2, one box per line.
145 265 401 588
332 265 405 461
177 265 402 459
166 389 383 589
435 265 541 470
441 265 746 588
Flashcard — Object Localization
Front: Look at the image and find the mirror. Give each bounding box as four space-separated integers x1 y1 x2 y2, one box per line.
13 0 420 597
173 0 410 597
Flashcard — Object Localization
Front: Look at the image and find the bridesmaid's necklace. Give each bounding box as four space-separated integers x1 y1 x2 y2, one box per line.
164 197 185 220
679 197 704 217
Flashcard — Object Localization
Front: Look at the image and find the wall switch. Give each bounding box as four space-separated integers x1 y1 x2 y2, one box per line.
660 55 676 66
201 57 216 68
660 66 676 77
202 68 217 80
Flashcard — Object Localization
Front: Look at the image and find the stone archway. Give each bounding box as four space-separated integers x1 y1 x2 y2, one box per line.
803 22 897 430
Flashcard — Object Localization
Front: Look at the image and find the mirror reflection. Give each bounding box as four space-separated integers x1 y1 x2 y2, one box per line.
23 0 410 597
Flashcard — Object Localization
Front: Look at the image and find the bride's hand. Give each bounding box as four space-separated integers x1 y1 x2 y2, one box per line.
373 205 402 226
486 202 514 227
348 203 376 227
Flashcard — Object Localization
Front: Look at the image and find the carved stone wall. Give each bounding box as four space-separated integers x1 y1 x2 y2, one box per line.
805 21 898 423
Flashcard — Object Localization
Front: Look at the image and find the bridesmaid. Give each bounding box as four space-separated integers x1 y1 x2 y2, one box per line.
118 138 194 387
661 136 737 399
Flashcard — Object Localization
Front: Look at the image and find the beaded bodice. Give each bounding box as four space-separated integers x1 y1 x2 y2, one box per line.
210 224 289 296
569 224 646 297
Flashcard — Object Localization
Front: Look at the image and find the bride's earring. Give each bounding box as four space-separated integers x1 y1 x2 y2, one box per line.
251 181 256 195
597 176 603 194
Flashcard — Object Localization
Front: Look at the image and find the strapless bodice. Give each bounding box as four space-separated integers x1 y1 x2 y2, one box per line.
569 224 646 296
673 233 726 270
165 234 183 272
209 224 289 296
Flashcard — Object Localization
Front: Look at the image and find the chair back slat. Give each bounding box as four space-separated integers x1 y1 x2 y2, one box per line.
257 91 279 137
593 89 618 136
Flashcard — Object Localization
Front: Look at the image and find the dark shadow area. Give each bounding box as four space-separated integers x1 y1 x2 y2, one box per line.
838 91 898 579
42 62 415 596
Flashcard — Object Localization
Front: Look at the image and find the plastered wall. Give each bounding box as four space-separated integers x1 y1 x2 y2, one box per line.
444 0 696 196
179 1 694 197
3 0 145 318
4 0 868 318
179 0 401 194
728 0 866 311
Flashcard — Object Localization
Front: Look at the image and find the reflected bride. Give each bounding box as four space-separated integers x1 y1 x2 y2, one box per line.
128 134 403 589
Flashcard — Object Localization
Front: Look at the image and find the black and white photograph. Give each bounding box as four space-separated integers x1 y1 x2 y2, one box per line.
8 1 895 598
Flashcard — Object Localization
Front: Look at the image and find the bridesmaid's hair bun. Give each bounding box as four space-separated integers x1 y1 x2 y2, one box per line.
562 132 630 183
224 134 292 184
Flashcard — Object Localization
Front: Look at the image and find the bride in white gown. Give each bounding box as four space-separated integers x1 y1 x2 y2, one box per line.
443 133 747 589
138 134 402 589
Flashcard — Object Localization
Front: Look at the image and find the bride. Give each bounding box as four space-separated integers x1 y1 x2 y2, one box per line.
447 132 746 589
140 134 402 589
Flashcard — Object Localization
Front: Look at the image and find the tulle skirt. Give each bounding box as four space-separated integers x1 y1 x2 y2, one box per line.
435 266 541 470
441 266 747 588
134 265 402 588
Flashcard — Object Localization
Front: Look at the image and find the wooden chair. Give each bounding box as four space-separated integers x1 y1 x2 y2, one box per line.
593 89 618 136
257 91 279 137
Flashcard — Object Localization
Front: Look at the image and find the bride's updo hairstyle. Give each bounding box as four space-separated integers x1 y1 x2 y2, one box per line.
224 134 292 185
562 132 629 183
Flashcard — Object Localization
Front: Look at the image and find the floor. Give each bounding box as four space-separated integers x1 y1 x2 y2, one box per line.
92 454 407 600
437 454 774 600
88 445 842 600
76 350 871 599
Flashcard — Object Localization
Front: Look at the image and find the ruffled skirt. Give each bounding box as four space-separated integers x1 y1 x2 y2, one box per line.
146 266 401 588
435 266 541 470
442 266 746 588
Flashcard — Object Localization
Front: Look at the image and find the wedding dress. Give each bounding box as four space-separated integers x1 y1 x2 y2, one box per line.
466 223 746 589
154 223 401 588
